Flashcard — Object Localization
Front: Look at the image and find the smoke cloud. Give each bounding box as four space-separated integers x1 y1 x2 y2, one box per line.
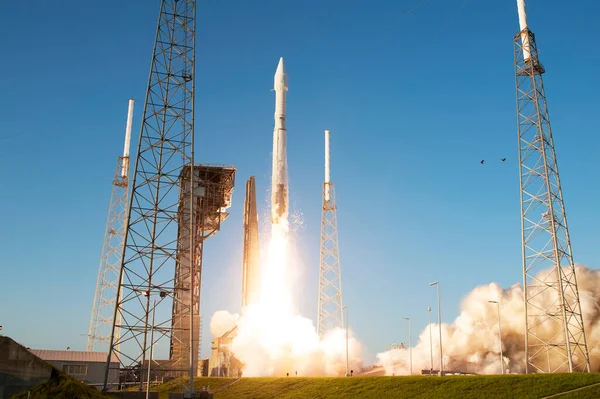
210 310 239 337
377 265 600 375
210 220 363 377
230 306 362 377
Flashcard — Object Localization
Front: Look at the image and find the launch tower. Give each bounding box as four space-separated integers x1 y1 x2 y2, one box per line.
514 0 590 373
317 129 344 336
171 164 235 373
87 99 134 352
104 0 197 392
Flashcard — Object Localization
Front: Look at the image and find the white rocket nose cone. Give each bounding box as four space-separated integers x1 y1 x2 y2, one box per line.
274 57 288 89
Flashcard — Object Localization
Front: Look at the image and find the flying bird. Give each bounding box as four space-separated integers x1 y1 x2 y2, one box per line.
480 160 485 164
501 158 507 162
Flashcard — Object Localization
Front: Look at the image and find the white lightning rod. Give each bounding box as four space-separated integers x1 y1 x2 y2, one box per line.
325 129 331 201
517 0 531 61
121 99 134 178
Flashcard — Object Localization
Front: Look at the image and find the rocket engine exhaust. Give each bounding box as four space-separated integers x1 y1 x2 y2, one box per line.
271 57 288 225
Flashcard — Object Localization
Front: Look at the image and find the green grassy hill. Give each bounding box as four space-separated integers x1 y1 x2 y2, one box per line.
195 374 600 399
11 369 111 399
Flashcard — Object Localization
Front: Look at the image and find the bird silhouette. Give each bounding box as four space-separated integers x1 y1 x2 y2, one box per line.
480 160 485 164
501 158 507 162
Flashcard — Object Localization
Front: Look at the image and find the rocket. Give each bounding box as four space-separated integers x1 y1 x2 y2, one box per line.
271 57 288 225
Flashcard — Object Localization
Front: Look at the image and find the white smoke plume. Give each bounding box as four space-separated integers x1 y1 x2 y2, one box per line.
377 265 600 375
210 310 240 337
230 306 362 377
210 220 363 376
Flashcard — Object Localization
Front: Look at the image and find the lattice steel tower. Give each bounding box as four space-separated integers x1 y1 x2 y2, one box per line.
87 99 134 352
103 0 197 391
514 0 590 373
317 129 344 336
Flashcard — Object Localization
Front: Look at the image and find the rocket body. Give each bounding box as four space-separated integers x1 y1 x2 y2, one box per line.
271 57 288 225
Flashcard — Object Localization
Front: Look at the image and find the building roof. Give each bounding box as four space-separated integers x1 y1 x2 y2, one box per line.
30 349 119 364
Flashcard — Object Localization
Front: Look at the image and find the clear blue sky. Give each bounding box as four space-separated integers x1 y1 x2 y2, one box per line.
1 0 599 364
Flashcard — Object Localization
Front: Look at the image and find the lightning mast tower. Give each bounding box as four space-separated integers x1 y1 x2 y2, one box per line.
103 0 197 392
514 0 590 373
317 129 344 336
87 99 134 352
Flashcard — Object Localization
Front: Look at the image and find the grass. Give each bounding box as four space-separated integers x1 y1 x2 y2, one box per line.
195 374 600 399
154 377 235 399
11 369 110 399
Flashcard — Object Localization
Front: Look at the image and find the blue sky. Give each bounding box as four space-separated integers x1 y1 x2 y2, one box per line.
1 0 599 364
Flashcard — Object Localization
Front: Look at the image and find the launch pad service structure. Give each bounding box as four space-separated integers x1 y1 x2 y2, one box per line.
514 0 590 373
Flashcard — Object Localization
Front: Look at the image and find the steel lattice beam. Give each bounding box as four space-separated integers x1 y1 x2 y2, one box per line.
104 0 197 391
317 182 344 336
515 27 590 374
87 157 128 352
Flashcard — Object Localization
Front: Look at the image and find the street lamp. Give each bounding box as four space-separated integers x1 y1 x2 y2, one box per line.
489 300 504 375
427 307 433 374
343 306 349 377
402 317 412 375
429 281 443 376
144 290 167 399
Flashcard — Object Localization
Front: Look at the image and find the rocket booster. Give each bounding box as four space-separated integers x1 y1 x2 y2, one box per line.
271 57 288 225
516 0 531 61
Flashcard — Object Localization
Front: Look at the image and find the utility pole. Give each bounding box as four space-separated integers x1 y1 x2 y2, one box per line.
428 307 433 374
402 317 412 375
430 282 443 376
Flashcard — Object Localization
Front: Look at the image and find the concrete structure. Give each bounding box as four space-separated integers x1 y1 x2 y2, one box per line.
30 349 119 389
0 336 52 398
209 326 241 377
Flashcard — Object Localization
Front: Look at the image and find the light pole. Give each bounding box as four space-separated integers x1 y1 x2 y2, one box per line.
343 306 349 377
429 281 443 376
146 299 156 399
489 300 504 375
428 306 433 374
402 317 412 375
143 290 166 399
